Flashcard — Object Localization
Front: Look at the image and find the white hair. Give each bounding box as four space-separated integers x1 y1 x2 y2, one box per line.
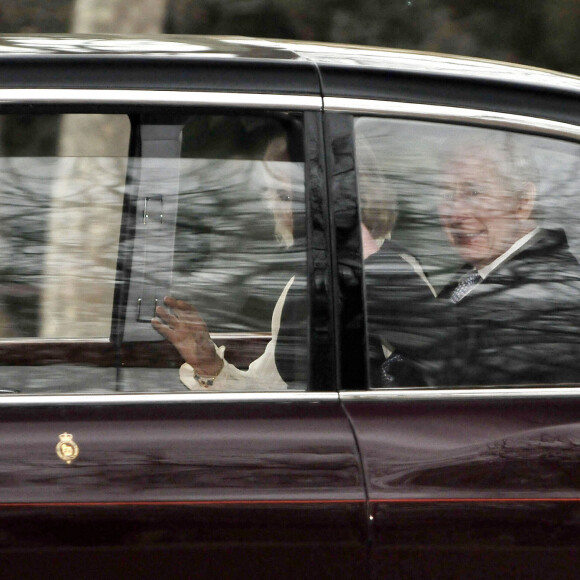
444 129 538 198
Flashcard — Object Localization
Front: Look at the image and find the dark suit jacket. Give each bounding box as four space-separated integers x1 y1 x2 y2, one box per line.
276 228 580 389
438 228 580 386
274 240 441 388
364 240 450 387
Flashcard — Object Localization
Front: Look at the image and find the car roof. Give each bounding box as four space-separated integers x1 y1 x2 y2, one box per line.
1 34 579 94
0 34 579 111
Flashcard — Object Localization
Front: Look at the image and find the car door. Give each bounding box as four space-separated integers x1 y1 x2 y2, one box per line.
326 95 580 579
0 94 367 579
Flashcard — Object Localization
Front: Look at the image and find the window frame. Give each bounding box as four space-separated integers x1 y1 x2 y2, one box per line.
0 90 338 399
324 98 580 396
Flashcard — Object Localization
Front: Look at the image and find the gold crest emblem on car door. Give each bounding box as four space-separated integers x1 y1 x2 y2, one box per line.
56 432 79 464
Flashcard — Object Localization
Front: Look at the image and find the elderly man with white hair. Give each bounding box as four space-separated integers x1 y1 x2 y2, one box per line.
434 133 580 386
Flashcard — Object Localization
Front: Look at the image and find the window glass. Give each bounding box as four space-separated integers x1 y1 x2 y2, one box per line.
126 114 308 393
356 117 580 388
0 114 129 339
174 115 305 334
0 111 308 395
0 113 128 395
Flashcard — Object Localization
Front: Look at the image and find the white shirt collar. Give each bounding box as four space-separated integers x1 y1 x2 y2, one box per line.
478 227 541 280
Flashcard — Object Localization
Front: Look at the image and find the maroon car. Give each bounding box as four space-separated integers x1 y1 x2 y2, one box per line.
0 34 580 578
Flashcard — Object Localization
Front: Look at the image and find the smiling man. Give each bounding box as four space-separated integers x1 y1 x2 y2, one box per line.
434 133 580 386
439 145 536 274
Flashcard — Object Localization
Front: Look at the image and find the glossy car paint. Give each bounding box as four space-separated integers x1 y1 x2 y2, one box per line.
0 395 366 578
324 81 580 576
340 391 580 578
0 34 578 578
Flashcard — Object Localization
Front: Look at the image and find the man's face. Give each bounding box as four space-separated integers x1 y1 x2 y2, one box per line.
438 155 524 269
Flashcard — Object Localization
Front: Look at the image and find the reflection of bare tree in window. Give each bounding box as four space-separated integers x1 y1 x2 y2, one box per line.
0 115 60 337
172 116 304 333
539 148 580 260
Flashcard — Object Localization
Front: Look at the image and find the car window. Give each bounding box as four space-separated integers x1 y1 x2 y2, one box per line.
0 111 309 394
174 115 306 334
355 117 580 388
121 112 308 392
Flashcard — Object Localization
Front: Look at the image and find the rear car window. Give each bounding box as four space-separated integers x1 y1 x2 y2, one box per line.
0 111 308 394
355 117 580 389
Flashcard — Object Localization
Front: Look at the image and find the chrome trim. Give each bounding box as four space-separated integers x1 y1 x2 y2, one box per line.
340 388 580 402
0 89 322 110
210 332 271 340
0 391 338 406
0 333 269 344
0 337 111 345
325 98 580 141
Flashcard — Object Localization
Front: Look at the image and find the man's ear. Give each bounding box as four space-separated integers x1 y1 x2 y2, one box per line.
516 182 536 221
